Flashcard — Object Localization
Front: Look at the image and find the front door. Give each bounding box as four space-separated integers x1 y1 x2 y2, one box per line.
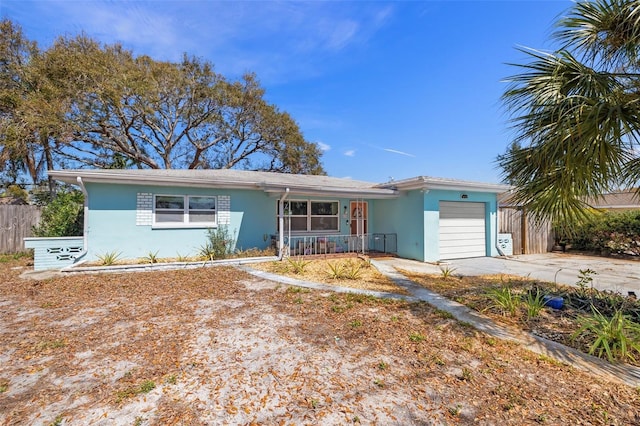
350 201 368 235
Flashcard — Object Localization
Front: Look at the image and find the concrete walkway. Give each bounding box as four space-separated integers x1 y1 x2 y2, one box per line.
242 259 640 388
370 259 640 388
380 253 640 296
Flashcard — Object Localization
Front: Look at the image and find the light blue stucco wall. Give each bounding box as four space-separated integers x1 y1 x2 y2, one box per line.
84 182 277 261
370 189 500 262
83 183 366 262
370 191 425 261
80 182 499 264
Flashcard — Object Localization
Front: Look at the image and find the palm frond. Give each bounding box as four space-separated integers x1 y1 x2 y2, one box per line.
554 0 640 68
500 48 640 231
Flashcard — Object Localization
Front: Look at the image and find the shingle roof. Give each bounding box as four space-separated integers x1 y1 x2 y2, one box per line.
588 190 640 209
47 169 509 198
47 169 399 198
499 190 640 209
378 176 511 193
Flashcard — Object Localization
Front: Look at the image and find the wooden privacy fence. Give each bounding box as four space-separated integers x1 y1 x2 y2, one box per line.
0 205 42 253
499 207 555 255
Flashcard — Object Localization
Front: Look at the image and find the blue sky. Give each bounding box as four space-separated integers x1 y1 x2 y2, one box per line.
1 0 571 184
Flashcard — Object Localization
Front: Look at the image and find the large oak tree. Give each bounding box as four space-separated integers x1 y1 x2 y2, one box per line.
0 19 66 192
0 19 324 192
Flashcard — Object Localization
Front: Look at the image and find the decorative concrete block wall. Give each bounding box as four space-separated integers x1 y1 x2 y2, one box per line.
136 192 153 226
218 195 230 225
24 237 84 270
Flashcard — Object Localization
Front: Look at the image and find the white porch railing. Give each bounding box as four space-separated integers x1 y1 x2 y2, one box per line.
274 233 397 257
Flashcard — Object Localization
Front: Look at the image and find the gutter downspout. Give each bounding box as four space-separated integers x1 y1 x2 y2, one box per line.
61 176 89 270
278 188 290 260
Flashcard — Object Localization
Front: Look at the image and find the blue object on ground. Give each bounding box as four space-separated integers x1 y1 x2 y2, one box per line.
543 295 564 310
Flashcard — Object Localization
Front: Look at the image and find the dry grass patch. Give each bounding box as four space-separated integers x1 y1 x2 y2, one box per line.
1 257 639 424
400 269 640 366
252 255 409 294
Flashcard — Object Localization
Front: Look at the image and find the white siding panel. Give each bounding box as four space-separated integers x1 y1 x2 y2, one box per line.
439 201 486 260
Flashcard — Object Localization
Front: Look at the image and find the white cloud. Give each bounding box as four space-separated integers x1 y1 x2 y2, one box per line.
9 0 395 82
4 0 397 88
344 150 356 157
384 148 416 158
317 142 331 151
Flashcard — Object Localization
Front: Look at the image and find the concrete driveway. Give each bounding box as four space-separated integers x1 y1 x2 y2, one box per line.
382 253 640 296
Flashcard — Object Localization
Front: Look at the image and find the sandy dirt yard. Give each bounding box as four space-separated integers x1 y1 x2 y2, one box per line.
1 258 639 425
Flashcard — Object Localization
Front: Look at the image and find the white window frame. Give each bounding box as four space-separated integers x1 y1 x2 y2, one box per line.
279 199 340 233
153 194 217 228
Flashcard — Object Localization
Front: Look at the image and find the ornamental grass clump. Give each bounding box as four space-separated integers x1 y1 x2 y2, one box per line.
523 288 546 320
97 251 121 266
571 306 640 363
287 256 311 274
325 259 363 280
484 286 520 317
326 261 345 279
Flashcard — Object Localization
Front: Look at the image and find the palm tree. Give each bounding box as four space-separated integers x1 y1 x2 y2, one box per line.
498 0 640 232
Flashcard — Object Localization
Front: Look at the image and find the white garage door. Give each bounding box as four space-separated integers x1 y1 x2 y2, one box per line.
439 201 486 260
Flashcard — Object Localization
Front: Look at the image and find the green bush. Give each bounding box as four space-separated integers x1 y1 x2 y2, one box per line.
1 184 29 202
570 210 640 255
199 225 234 260
32 190 84 237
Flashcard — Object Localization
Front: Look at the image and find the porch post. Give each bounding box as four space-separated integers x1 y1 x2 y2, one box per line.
278 188 290 259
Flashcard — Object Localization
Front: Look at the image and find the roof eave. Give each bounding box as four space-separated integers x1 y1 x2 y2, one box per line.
378 177 511 193
48 170 399 199
48 170 260 190
260 185 399 199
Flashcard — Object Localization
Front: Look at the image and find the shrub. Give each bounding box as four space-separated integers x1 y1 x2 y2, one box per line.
342 259 363 280
571 306 640 363
1 184 28 202
439 265 457 280
32 190 84 237
199 225 234 260
570 210 640 256
326 261 345 279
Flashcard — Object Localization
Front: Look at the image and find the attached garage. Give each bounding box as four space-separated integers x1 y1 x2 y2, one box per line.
439 201 486 260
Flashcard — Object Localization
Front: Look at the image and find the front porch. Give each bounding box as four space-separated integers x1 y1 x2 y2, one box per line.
272 233 397 257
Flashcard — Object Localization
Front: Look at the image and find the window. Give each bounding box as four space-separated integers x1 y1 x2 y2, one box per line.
154 195 216 227
279 200 339 232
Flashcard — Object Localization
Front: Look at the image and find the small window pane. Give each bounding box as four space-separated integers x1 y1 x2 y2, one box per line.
311 202 338 215
189 196 216 210
287 201 307 215
284 217 307 231
311 217 338 231
156 211 184 223
156 196 184 210
189 211 216 223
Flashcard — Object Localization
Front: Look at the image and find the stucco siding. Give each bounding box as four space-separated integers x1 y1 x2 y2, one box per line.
79 182 500 264
373 191 425 261
84 182 275 261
